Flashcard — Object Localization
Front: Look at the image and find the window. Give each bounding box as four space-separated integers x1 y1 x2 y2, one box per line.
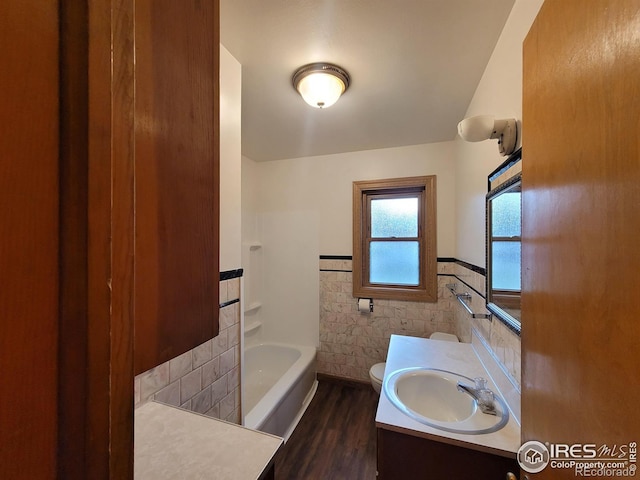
353 176 437 302
486 173 521 330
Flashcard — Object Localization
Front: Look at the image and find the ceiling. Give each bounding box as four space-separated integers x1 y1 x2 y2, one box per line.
220 0 515 162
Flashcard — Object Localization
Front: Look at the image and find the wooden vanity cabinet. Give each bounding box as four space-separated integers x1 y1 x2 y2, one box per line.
377 429 519 480
133 0 220 375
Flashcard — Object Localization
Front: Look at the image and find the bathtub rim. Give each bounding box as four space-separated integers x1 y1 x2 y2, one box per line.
243 341 317 437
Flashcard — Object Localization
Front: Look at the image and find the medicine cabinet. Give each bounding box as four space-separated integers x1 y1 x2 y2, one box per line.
486 149 522 333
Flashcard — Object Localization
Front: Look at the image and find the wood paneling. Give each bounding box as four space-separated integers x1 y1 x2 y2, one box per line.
2 1 219 477
134 0 220 374
0 2 60 478
522 0 640 477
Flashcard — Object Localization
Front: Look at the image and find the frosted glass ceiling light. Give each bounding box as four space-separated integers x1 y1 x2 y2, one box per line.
457 115 518 156
292 63 350 109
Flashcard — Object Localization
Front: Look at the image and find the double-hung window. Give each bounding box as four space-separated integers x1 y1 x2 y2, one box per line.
353 176 437 302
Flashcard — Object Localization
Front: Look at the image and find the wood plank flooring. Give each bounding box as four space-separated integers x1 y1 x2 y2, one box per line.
274 378 379 480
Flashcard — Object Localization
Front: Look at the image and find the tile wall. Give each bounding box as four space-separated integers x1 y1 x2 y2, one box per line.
319 258 456 383
134 275 242 424
319 258 521 389
133 260 521 416
450 262 521 389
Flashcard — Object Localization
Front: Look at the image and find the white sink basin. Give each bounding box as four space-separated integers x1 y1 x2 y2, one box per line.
383 367 509 434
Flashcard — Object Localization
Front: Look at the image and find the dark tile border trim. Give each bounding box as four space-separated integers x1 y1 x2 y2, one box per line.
448 275 486 300
319 255 353 272
454 259 486 276
220 268 243 281
219 298 240 309
318 255 509 331
319 256 485 276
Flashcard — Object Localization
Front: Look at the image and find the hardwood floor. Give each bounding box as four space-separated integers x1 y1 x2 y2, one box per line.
274 378 379 480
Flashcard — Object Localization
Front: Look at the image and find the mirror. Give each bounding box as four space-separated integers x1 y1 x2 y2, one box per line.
486 152 522 333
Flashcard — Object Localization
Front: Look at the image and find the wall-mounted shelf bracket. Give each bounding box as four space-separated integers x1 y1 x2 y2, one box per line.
446 284 492 319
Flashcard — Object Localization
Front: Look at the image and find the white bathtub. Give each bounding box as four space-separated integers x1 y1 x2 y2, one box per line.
243 343 317 440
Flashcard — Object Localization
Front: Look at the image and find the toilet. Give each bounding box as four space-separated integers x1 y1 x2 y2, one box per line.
369 332 459 394
369 362 386 394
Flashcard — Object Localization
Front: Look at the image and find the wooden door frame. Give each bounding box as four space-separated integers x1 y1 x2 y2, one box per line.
58 1 135 478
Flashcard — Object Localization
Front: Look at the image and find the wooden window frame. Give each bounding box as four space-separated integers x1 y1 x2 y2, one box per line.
353 176 437 302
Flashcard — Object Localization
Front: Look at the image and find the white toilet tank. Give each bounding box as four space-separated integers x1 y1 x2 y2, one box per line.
429 332 459 342
369 332 459 394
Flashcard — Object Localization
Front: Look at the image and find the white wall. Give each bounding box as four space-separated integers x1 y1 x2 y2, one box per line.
239 0 544 348
454 0 544 267
219 45 242 271
258 142 457 256
241 142 455 348
242 154 320 347
241 156 261 310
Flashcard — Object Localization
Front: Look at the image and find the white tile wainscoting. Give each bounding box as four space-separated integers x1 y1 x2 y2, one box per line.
134 276 242 424
319 258 521 390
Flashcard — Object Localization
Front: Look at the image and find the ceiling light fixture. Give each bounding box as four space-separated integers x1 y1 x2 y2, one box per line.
292 63 350 109
457 115 518 156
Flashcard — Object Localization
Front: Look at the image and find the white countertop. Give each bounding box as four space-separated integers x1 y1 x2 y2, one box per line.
135 402 283 479
375 334 521 458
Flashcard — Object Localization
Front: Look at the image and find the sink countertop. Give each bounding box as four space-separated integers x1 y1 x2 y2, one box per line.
135 401 283 479
375 334 521 458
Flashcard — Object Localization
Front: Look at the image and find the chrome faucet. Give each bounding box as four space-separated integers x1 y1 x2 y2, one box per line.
457 377 497 416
